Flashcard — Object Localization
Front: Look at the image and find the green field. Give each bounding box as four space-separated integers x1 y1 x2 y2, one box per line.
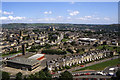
62 39 68 42
75 58 120 71
2 50 22 56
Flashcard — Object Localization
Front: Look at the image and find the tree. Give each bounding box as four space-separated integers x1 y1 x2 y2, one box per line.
65 66 71 69
70 41 75 46
44 71 52 80
116 69 120 80
23 76 28 80
111 69 120 80
59 71 73 80
45 43 52 49
82 48 85 52
63 42 67 45
42 49 66 55
2 72 10 80
39 70 46 80
23 68 52 80
76 49 80 53
67 49 74 54
28 74 36 80
15 72 22 80
42 67 52 80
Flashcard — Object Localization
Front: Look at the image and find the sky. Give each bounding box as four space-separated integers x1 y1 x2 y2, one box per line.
0 2 118 24
2 0 120 2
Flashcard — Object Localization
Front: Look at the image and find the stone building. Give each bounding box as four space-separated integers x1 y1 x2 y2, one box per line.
46 50 113 71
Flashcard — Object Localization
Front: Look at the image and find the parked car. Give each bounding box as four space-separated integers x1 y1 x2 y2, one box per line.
85 73 90 75
108 72 114 76
51 72 55 74
91 73 95 75
80 65 84 67
109 68 115 71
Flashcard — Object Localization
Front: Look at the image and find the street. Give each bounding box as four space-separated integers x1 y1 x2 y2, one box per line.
52 56 120 77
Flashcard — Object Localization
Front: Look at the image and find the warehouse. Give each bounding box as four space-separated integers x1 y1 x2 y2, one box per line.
7 57 41 71
6 44 44 71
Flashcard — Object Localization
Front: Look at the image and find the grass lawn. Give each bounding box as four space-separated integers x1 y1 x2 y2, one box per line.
75 58 120 71
2 51 22 56
62 39 68 42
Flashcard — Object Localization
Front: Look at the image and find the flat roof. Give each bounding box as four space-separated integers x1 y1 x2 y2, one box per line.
7 57 41 66
79 38 97 41
28 54 44 60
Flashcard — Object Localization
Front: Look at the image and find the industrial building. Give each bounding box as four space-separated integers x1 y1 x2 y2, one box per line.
6 44 44 71
7 57 41 71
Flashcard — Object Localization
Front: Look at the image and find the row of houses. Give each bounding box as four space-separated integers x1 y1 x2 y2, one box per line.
46 50 113 71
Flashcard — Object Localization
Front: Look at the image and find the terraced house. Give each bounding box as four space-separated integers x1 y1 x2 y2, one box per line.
46 50 113 71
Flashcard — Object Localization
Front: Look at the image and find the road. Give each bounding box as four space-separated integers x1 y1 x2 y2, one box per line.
55 33 64 44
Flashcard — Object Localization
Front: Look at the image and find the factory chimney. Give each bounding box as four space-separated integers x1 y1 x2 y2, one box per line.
22 44 26 55
20 30 23 36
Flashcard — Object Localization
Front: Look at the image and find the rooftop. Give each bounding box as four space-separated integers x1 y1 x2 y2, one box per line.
79 38 97 41
7 57 41 66
28 54 44 60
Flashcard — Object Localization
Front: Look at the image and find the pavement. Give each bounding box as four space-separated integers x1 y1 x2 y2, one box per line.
2 66 44 76
103 65 120 74
73 75 111 79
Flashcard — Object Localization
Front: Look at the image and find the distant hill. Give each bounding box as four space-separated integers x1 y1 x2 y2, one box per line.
1 23 119 31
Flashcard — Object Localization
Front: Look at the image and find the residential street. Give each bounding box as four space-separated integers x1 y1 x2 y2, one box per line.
52 56 120 77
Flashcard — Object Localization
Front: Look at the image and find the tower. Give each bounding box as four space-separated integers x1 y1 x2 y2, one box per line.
20 30 23 36
22 44 26 55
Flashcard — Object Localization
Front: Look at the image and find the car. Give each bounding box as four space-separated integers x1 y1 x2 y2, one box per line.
97 71 107 76
57 71 61 73
80 65 84 67
85 73 90 75
109 68 115 71
96 73 102 75
91 73 95 75
80 73 84 76
108 72 114 76
74 74 79 76
75 78 79 80
51 72 55 74
102 73 106 76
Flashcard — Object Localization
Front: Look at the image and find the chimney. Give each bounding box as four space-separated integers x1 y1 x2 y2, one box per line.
22 44 26 55
20 30 23 36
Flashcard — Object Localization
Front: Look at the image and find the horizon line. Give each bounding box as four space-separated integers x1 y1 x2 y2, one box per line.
1 22 118 25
